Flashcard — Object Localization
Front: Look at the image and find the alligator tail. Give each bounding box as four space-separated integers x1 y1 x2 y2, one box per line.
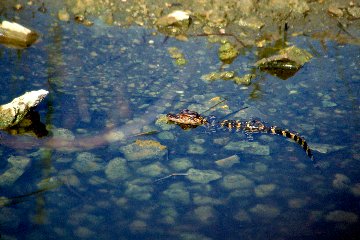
267 126 315 162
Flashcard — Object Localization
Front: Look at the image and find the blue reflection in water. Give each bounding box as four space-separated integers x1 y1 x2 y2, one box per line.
0 9 360 240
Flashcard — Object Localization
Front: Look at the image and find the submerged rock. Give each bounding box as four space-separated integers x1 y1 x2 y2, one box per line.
249 204 280 218
332 173 351 190
169 157 193 171
201 71 253 86
254 184 277 197
215 154 240 168
0 156 31 186
120 140 167 161
72 152 104 173
0 196 10 207
351 183 360 197
105 157 130 180
221 174 254 190
167 47 187 66
185 168 222 184
224 141 270 156
136 162 168 177
325 210 358 223
125 180 153 201
193 206 217 224
162 183 190 204
37 176 63 190
311 143 346 154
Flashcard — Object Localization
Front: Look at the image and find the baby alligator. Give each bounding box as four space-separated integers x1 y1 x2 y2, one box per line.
167 109 315 162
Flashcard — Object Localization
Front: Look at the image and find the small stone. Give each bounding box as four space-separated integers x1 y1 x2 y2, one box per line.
193 194 223 205
234 209 251 222
104 130 125 143
74 226 94 238
332 173 351 190
238 17 264 30
72 152 103 173
322 100 337 107
254 184 277 197
0 196 10 207
52 128 75 141
169 157 193 171
120 140 167 161
311 143 346 154
157 131 175 140
215 155 240 168
288 198 308 208
167 47 187 66
129 220 147 232
37 177 62 190
224 141 270 155
347 6 360 19
350 183 360 197
0 156 31 186
162 183 190 204
105 157 130 180
125 181 153 201
218 41 239 64
233 74 254 85
13 3 23 11
186 168 222 184
136 162 168 177
156 10 191 36
325 210 358 223
253 162 268 172
187 144 205 154
249 204 280 218
58 8 70 22
221 174 254 190
328 5 344 17
193 206 217 224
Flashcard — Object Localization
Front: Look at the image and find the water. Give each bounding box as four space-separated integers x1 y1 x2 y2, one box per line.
1 8 360 240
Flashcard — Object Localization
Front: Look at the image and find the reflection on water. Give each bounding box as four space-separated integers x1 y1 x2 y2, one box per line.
1 7 360 240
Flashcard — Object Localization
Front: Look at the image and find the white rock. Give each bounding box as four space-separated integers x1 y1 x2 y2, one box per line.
0 89 48 129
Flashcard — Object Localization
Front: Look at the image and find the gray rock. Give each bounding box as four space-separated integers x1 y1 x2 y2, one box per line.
125 181 153 201
215 155 240 168
105 157 130 180
120 140 167 161
162 183 190 204
249 204 280 218
325 210 358 223
0 90 48 129
224 141 270 155
0 156 30 186
136 162 168 177
169 158 193 171
72 152 103 173
186 168 222 184
221 174 254 190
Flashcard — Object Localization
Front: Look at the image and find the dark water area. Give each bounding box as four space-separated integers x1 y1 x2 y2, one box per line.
1 6 360 240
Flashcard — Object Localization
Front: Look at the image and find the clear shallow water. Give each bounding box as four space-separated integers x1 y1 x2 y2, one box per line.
0 10 360 240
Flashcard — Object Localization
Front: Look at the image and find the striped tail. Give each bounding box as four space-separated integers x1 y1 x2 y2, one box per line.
267 126 315 162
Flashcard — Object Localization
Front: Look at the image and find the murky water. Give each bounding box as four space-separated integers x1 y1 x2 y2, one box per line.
1 7 360 240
